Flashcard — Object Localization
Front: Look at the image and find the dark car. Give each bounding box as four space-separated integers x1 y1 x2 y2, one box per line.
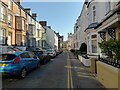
0 51 41 78
33 50 51 64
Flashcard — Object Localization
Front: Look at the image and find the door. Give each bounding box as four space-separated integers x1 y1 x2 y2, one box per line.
28 52 38 68
20 52 33 70
8 32 12 45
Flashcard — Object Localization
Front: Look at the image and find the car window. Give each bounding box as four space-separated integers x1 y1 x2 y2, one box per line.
20 52 30 58
33 51 43 56
0 54 17 61
29 52 35 58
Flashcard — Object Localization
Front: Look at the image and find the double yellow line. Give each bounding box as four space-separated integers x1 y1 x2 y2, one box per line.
67 52 74 90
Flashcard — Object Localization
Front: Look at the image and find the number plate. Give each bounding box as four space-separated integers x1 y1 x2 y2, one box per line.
0 64 8 67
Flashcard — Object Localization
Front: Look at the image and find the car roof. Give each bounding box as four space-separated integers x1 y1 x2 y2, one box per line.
2 51 30 56
33 50 43 52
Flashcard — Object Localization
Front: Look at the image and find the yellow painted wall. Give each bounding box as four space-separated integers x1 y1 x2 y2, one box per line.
97 61 120 90
116 27 120 40
21 9 26 18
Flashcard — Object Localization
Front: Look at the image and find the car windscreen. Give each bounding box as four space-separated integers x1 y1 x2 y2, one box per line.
33 51 43 56
47 50 53 52
0 54 17 61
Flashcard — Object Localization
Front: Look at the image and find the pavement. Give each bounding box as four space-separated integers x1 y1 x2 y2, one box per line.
2 51 105 89
68 51 105 89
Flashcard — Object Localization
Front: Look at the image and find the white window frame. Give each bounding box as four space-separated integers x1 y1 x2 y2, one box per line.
92 5 96 22
1 5 6 21
8 0 12 10
8 14 13 27
16 34 21 46
106 1 111 14
17 17 20 29
91 34 97 53
0 29 6 44
22 19 25 30
18 7 21 16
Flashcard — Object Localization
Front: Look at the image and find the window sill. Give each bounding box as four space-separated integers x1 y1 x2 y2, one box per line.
0 19 6 23
8 25 14 29
105 10 111 16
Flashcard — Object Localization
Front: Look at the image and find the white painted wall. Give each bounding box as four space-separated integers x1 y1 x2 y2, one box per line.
54 33 58 50
45 26 58 50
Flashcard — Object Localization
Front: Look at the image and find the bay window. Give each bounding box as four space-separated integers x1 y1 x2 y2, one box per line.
8 14 13 27
16 34 21 45
1 5 6 21
0 29 6 44
17 18 20 29
91 35 97 53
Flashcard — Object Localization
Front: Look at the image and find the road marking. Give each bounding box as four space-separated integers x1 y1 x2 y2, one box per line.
67 52 74 90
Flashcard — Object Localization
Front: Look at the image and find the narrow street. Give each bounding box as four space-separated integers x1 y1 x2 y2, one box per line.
2 51 104 89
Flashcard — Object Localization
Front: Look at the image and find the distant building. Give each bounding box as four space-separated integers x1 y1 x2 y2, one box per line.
44 26 58 50
56 32 64 50
67 33 73 50
72 0 120 57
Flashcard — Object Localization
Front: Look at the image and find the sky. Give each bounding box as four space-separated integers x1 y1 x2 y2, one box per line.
22 2 84 41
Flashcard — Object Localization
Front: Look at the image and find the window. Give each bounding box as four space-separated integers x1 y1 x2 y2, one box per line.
106 1 111 14
8 14 13 27
22 35 25 46
20 53 30 58
37 30 40 37
18 8 21 16
92 40 97 53
0 29 6 44
22 20 25 30
1 54 16 61
8 0 12 10
16 34 21 45
93 6 96 22
91 35 97 38
91 34 97 53
17 18 20 29
29 52 35 58
1 5 6 21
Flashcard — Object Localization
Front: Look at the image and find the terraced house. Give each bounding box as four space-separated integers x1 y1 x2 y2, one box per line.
0 0 46 50
72 0 120 88
0 0 27 47
73 0 120 57
0 0 16 46
15 2 27 47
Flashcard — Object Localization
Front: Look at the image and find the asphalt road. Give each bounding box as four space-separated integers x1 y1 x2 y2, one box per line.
2 51 104 89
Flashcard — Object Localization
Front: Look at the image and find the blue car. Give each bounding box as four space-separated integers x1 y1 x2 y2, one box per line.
0 51 41 78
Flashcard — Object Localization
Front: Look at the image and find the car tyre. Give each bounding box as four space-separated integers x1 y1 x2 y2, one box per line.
37 62 41 68
19 68 27 79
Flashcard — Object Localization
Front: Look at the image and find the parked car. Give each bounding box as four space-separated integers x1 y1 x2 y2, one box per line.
32 50 51 64
0 45 22 54
0 51 41 79
46 49 56 58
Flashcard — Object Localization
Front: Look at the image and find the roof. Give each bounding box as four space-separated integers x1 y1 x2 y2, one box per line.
84 22 98 32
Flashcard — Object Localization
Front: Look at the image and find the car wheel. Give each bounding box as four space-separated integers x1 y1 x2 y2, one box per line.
19 68 27 79
43 60 46 64
37 62 41 68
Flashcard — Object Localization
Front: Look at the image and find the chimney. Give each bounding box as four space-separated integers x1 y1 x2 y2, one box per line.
47 26 51 29
25 8 31 14
32 13 37 20
14 0 22 5
39 21 47 26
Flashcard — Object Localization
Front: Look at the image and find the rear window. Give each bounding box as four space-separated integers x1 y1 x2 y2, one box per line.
0 54 17 61
33 51 43 56
47 50 53 52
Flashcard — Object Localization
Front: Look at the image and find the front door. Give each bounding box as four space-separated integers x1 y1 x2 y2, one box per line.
8 32 12 45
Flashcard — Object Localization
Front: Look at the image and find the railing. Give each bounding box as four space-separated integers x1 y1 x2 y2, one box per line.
99 57 120 69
